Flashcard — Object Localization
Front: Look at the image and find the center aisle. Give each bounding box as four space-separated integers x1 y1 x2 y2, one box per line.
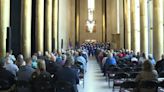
78 56 112 92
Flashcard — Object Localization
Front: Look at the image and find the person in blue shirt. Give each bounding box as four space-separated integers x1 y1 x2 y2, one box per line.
105 52 117 65
75 51 87 71
103 52 117 76
31 55 38 69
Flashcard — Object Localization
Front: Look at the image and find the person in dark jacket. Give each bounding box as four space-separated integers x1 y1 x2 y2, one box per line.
31 59 53 92
155 54 164 73
55 53 79 92
46 54 62 75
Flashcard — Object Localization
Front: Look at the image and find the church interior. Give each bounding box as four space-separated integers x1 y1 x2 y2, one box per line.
0 0 164 92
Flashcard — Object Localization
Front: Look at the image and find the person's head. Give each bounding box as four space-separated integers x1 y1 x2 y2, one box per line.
18 59 26 67
78 51 82 56
32 55 37 61
45 51 49 56
64 54 74 67
53 49 57 53
70 50 75 55
161 54 164 60
25 58 32 66
61 54 67 61
148 54 153 60
143 60 153 71
9 50 13 54
37 51 43 56
74 51 79 56
57 50 61 56
103 52 107 57
5 52 10 57
17 54 24 61
45 51 51 60
141 53 146 58
50 54 56 62
107 52 113 58
5 56 11 64
37 59 46 72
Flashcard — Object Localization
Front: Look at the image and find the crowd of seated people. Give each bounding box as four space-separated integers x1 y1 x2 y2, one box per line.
93 42 164 92
2 41 164 92
0 48 88 92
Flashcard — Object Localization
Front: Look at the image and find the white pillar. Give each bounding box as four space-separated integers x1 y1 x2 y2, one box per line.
35 0 44 53
153 0 163 60
45 0 52 52
124 0 131 50
21 0 32 58
0 0 10 57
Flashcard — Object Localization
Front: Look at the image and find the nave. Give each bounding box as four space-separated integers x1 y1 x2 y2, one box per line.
78 56 112 92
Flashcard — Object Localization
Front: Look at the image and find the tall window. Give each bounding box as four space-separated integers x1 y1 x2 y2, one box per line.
88 0 95 10
86 0 95 33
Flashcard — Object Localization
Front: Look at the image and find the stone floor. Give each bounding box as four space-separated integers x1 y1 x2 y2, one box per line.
78 56 113 92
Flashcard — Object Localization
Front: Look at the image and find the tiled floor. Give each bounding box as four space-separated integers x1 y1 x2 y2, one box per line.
78 56 113 92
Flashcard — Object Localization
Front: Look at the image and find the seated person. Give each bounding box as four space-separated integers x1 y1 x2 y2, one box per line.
0 58 15 89
59 54 67 66
6 50 16 64
4 56 19 76
81 51 88 63
56 51 62 63
139 53 147 64
46 54 62 75
17 58 34 92
15 54 24 68
17 58 34 81
30 59 53 92
135 60 158 92
105 52 117 65
155 54 164 73
103 52 117 76
31 55 38 69
75 51 87 71
55 54 79 92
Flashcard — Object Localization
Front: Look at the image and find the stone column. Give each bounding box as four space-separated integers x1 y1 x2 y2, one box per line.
52 0 58 50
124 0 131 50
153 0 163 60
21 0 32 58
148 0 153 54
35 0 44 53
75 0 80 46
102 0 105 42
119 0 125 49
0 0 10 57
45 0 52 52
140 0 148 54
131 0 140 53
